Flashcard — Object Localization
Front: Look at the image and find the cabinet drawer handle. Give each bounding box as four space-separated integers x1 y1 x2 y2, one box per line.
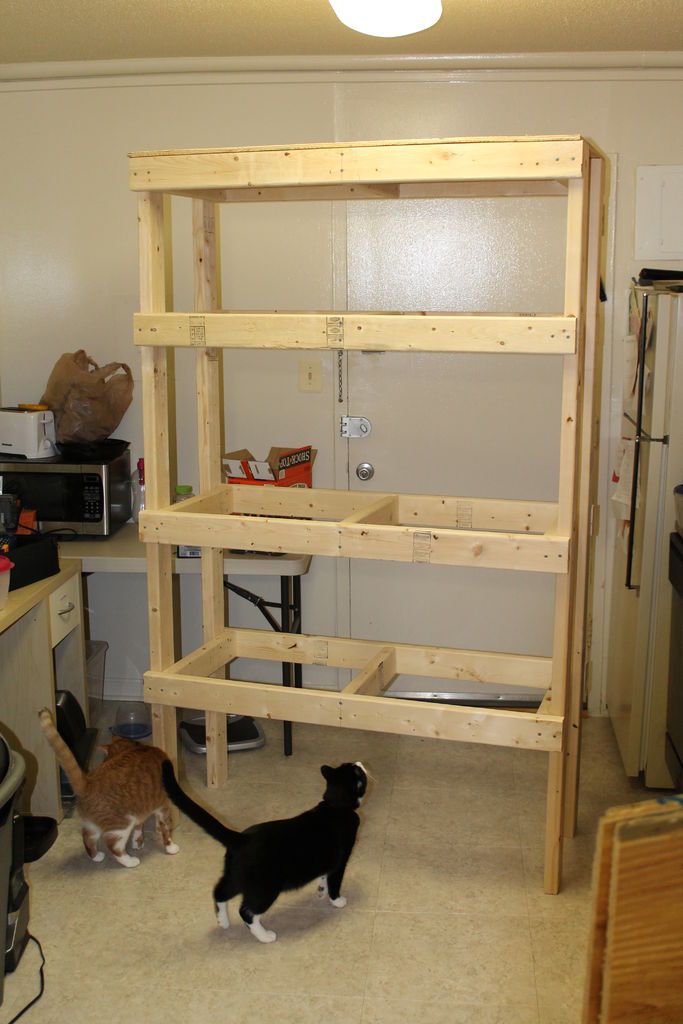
58 602 76 616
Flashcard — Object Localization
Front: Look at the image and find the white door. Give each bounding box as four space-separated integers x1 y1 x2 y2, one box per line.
341 195 569 697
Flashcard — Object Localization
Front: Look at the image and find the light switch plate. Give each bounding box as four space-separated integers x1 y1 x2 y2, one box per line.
298 358 323 393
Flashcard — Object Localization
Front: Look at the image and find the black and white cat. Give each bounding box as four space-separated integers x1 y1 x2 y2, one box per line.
161 759 368 943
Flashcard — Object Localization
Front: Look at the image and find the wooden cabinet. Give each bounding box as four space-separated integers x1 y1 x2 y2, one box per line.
48 570 82 647
0 562 86 820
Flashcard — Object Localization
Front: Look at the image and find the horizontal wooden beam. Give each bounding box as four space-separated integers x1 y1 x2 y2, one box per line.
144 671 561 751
152 625 550 690
129 137 585 192
170 632 235 678
343 648 397 696
166 179 569 204
134 311 576 354
340 496 399 526
398 180 569 199
397 494 559 533
339 522 567 571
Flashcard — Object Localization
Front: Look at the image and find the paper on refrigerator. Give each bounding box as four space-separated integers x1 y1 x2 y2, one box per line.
611 438 639 552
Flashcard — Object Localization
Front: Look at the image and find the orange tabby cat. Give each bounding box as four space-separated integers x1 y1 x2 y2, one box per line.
38 708 179 868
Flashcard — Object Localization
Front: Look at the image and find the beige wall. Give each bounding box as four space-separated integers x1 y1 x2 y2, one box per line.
2 60 682 708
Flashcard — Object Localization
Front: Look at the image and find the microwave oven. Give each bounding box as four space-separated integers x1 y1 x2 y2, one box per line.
0 450 131 537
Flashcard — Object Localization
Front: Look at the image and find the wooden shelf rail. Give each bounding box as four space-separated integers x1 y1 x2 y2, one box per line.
134 311 577 354
138 485 568 573
145 627 560 752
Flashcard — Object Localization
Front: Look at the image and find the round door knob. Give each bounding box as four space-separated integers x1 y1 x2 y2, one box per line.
356 462 375 482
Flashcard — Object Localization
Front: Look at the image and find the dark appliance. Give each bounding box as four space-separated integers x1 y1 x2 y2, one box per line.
666 532 683 788
0 732 57 1006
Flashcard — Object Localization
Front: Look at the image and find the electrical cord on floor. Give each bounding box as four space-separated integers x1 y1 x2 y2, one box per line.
6 934 45 1023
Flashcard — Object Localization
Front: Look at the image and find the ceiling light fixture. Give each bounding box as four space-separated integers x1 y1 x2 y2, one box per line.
329 0 443 38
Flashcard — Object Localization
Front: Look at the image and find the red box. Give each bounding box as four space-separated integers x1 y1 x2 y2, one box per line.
222 446 316 489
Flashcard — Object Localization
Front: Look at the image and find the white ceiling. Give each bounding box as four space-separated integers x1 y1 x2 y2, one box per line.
3 0 683 66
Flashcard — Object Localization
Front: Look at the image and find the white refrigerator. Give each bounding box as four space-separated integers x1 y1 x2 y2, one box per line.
606 283 683 787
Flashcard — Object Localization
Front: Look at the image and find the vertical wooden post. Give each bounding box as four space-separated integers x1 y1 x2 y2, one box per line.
545 154 590 894
564 156 606 838
138 192 177 762
193 199 228 788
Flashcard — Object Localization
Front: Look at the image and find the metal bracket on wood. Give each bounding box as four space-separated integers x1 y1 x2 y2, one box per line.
189 315 206 346
412 531 432 563
326 315 345 347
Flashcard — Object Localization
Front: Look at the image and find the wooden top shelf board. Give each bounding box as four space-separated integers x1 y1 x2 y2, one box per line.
129 135 588 194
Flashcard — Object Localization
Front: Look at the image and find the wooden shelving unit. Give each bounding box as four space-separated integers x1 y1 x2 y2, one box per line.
130 135 605 893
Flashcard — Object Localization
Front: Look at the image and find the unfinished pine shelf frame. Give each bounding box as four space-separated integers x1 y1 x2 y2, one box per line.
130 135 605 894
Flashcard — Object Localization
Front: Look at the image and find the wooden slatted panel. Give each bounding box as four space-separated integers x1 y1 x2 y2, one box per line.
583 799 683 1024
138 191 177 762
601 811 683 1022
134 311 576 354
193 198 228 789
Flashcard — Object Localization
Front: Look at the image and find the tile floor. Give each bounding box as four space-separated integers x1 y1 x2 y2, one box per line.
2 710 656 1024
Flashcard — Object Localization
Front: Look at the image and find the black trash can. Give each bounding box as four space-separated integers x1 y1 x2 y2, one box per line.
0 734 25 1008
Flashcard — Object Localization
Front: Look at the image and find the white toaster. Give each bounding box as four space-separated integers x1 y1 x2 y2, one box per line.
0 408 57 459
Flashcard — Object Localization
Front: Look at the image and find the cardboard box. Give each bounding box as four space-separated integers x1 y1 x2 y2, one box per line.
222 446 316 489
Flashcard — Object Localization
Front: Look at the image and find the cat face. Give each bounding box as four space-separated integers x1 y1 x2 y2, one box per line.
320 761 368 808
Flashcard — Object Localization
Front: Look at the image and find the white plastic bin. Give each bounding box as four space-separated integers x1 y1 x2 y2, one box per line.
86 640 109 713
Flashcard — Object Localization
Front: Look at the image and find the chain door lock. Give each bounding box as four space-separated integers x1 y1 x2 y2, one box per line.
340 416 372 439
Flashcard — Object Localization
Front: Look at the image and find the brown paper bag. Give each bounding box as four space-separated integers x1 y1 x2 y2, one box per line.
41 349 134 442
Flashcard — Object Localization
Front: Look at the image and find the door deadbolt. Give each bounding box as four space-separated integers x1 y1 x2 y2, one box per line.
356 462 375 482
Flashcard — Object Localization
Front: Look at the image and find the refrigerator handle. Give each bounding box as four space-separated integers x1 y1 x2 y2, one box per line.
625 291 650 591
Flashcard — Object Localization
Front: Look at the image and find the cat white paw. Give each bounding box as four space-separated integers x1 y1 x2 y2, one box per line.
117 854 140 868
92 852 105 863
131 833 144 850
216 903 230 929
317 876 328 898
330 896 347 908
164 842 180 855
249 917 277 943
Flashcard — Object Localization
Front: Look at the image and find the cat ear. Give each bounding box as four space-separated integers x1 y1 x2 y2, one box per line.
321 765 333 780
